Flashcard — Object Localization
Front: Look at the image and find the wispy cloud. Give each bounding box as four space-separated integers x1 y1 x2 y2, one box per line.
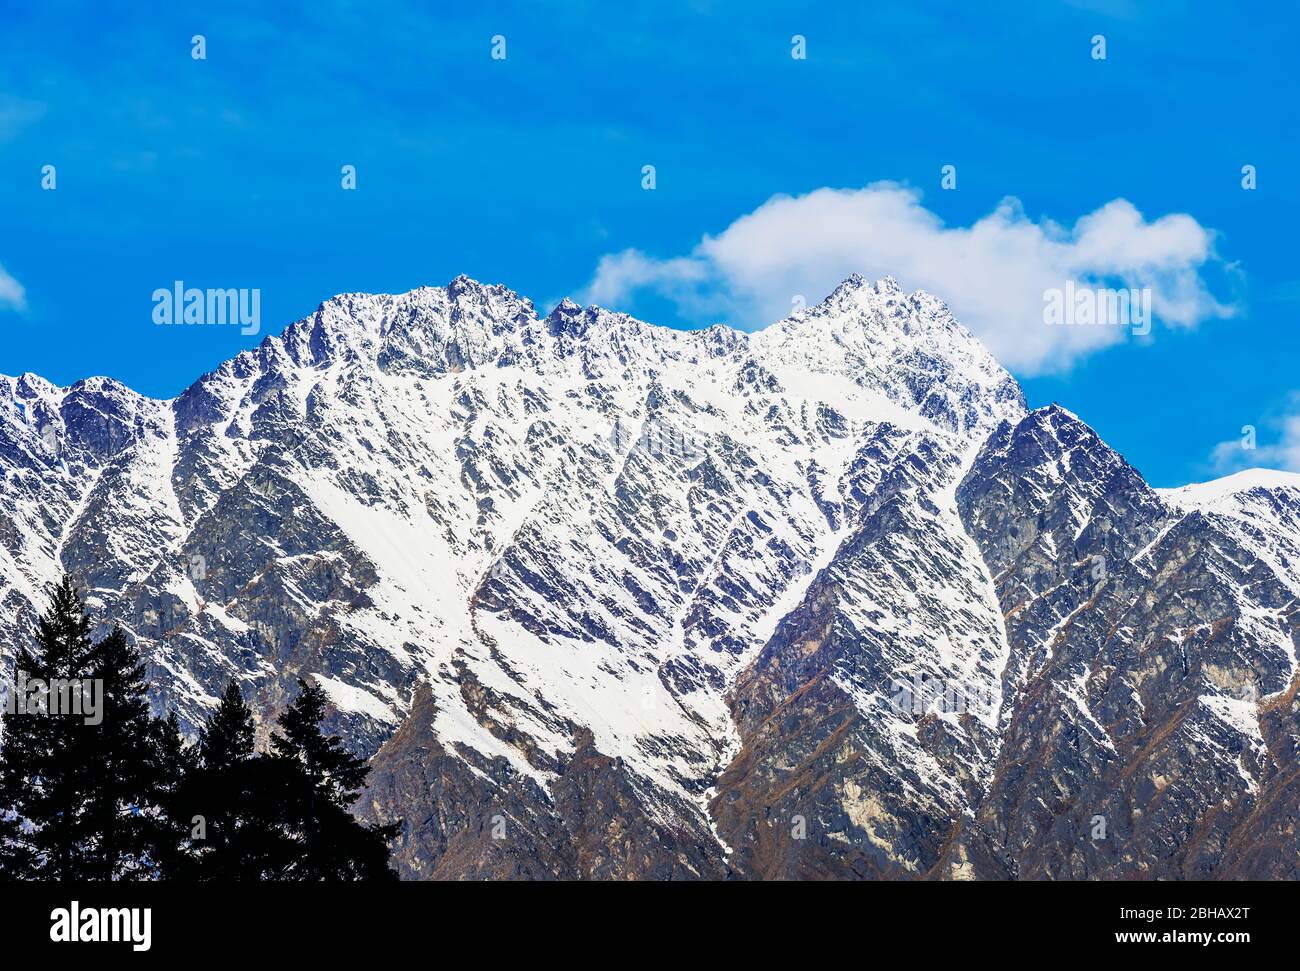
0 262 25 311
1210 396 1300 474
580 183 1234 374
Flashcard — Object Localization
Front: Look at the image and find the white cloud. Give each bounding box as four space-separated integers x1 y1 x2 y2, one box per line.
0 263 25 311
579 182 1233 374
1211 403 1300 474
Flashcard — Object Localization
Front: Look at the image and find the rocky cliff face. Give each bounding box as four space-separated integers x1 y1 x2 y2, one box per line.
937 411 1299 879
2 274 1296 879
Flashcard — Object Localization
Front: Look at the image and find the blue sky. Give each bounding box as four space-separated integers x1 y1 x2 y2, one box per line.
1 0 1295 486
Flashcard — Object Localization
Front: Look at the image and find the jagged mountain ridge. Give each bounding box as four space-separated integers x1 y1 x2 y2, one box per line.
1 275 1296 879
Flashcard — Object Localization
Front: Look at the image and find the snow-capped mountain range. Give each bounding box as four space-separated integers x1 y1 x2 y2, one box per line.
2 274 1297 879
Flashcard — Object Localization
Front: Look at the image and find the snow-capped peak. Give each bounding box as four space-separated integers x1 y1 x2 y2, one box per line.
754 275 1026 436
4 271 1298 881
1162 467 1300 508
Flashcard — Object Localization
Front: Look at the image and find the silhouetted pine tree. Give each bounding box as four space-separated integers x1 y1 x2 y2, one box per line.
269 678 399 880
174 678 398 880
0 577 181 879
84 624 180 878
151 710 199 876
200 681 256 771
272 679 371 804
171 680 296 879
0 577 94 877
2 582 399 881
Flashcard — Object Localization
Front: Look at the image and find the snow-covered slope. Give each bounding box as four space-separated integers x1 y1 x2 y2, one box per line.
0 276 1026 870
1161 469 1300 600
941 416 1300 879
3 274 1296 879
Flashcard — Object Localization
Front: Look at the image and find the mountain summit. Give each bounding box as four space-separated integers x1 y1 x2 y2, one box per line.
1 276 1296 879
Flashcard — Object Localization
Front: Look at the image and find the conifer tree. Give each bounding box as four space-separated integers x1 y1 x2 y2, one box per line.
151 710 199 876
272 678 371 806
1 583 400 881
0 577 182 879
84 624 177 878
173 679 295 880
200 680 256 771
0 577 99 878
178 678 398 880
270 678 399 880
